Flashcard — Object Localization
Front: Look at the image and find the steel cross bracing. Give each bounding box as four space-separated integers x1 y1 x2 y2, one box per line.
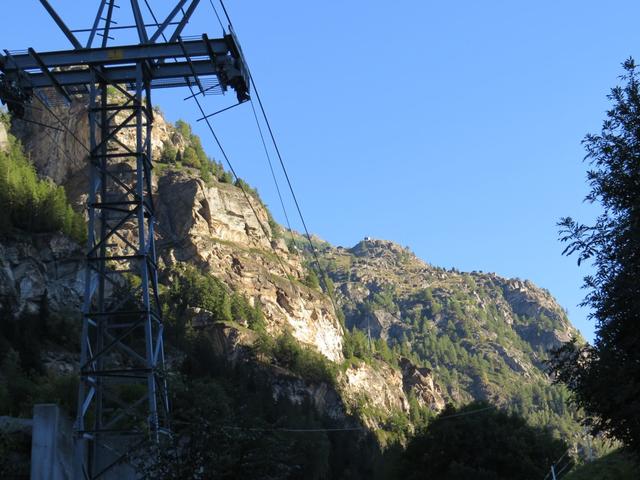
0 1 250 478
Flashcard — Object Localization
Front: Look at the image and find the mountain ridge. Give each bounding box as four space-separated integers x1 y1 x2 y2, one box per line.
0 103 594 475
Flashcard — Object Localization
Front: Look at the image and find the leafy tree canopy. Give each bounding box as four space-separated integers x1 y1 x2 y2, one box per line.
552 58 640 457
397 402 568 480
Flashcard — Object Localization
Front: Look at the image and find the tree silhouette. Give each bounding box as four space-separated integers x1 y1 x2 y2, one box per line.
552 58 640 458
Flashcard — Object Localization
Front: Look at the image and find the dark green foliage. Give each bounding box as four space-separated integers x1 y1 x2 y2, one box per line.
174 119 192 139
164 119 231 185
220 171 233 183
134 373 332 479
0 431 31 479
396 402 568 480
374 337 395 364
1 305 45 374
0 348 78 419
134 339 379 479
342 328 372 361
159 140 177 163
231 294 266 334
234 177 262 200
564 449 639 480
552 59 640 457
0 296 78 373
0 130 86 242
342 328 399 369
181 146 200 169
0 299 79 419
371 285 397 312
190 133 208 165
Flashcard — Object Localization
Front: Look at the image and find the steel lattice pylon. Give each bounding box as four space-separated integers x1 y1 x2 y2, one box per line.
77 66 168 477
0 1 250 477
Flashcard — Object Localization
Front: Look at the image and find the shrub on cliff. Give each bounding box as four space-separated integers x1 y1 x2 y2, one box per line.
255 330 338 386
163 265 266 347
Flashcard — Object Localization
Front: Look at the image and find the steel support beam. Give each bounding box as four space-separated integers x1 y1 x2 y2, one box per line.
27 48 72 104
86 0 108 48
39 0 83 49
2 38 235 70
102 0 117 48
19 59 234 89
130 0 150 43
149 0 189 43
168 0 201 42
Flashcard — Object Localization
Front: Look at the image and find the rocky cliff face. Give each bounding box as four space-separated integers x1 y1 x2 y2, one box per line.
10 101 345 362
499 277 574 350
327 239 575 351
155 170 344 362
0 234 83 318
2 103 581 442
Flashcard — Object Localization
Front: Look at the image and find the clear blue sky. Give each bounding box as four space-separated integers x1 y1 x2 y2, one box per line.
3 1 639 342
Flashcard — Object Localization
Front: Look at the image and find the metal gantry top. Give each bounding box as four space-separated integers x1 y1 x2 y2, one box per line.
0 0 250 109
1 34 249 100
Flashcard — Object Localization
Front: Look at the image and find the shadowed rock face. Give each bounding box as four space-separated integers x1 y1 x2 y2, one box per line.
500 278 574 350
10 100 90 205
9 97 179 208
0 234 83 318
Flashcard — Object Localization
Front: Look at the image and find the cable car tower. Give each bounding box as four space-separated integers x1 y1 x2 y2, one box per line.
0 1 249 477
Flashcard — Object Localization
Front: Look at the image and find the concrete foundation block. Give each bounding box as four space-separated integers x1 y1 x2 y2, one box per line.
30 404 73 480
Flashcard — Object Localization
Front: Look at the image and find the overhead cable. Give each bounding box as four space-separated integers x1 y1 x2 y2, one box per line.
249 99 299 253
218 0 339 306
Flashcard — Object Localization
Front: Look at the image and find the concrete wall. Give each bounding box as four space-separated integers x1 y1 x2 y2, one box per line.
29 404 139 480
3 404 142 479
30 404 74 480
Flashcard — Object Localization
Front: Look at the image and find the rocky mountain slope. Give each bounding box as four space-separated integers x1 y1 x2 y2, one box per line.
314 238 578 423
0 101 584 452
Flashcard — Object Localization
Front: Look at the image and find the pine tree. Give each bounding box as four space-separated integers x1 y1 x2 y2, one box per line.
552 58 640 457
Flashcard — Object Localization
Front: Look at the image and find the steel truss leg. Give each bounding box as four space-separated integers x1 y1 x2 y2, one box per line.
75 64 169 479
